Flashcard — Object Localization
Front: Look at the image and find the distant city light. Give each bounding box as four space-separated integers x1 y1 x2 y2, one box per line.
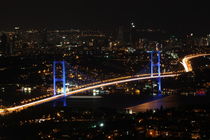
129 109 133 114
22 87 32 93
92 125 97 128
99 123 104 127
131 22 135 28
14 26 20 30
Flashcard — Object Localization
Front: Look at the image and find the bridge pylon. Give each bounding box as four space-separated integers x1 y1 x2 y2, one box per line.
147 51 161 95
53 61 67 106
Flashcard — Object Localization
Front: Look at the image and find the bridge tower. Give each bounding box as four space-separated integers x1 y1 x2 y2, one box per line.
53 61 67 106
147 51 161 95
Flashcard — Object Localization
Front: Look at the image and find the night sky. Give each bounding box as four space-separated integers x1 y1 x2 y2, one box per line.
0 0 209 32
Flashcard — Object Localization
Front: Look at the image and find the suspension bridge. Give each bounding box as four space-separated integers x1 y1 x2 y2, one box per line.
0 53 209 114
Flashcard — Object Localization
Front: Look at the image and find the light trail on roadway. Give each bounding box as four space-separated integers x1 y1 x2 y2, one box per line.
0 73 179 115
1 53 209 115
181 53 210 72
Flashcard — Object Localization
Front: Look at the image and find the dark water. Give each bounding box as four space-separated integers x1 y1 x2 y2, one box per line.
49 94 210 112
128 95 210 112
49 95 161 111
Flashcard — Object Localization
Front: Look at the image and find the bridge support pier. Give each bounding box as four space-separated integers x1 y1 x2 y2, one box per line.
147 51 162 95
53 61 67 106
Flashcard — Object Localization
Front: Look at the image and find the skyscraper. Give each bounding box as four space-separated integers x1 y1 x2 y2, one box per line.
117 26 124 43
0 33 9 56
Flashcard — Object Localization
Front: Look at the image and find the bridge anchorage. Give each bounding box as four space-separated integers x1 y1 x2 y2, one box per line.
53 61 67 106
147 51 162 96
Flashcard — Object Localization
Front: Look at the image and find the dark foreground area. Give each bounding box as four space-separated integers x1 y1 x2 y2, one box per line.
1 101 210 140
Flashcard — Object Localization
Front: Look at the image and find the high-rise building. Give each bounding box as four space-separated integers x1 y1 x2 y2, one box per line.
12 26 23 54
129 22 138 47
39 28 48 48
117 26 124 43
0 33 9 56
207 34 210 46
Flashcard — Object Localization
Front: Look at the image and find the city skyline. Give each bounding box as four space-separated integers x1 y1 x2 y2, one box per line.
1 1 210 139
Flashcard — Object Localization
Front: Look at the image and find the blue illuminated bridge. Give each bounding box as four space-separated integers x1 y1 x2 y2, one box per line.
0 53 209 114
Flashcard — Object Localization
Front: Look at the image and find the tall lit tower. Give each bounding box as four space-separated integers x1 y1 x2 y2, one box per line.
147 50 161 95
53 61 67 106
53 61 66 96
129 22 136 46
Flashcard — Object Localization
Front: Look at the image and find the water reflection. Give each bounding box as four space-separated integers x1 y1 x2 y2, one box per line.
127 95 210 112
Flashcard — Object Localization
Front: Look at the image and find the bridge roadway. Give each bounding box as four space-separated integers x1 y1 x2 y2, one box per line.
0 72 178 114
1 53 209 114
181 53 210 72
